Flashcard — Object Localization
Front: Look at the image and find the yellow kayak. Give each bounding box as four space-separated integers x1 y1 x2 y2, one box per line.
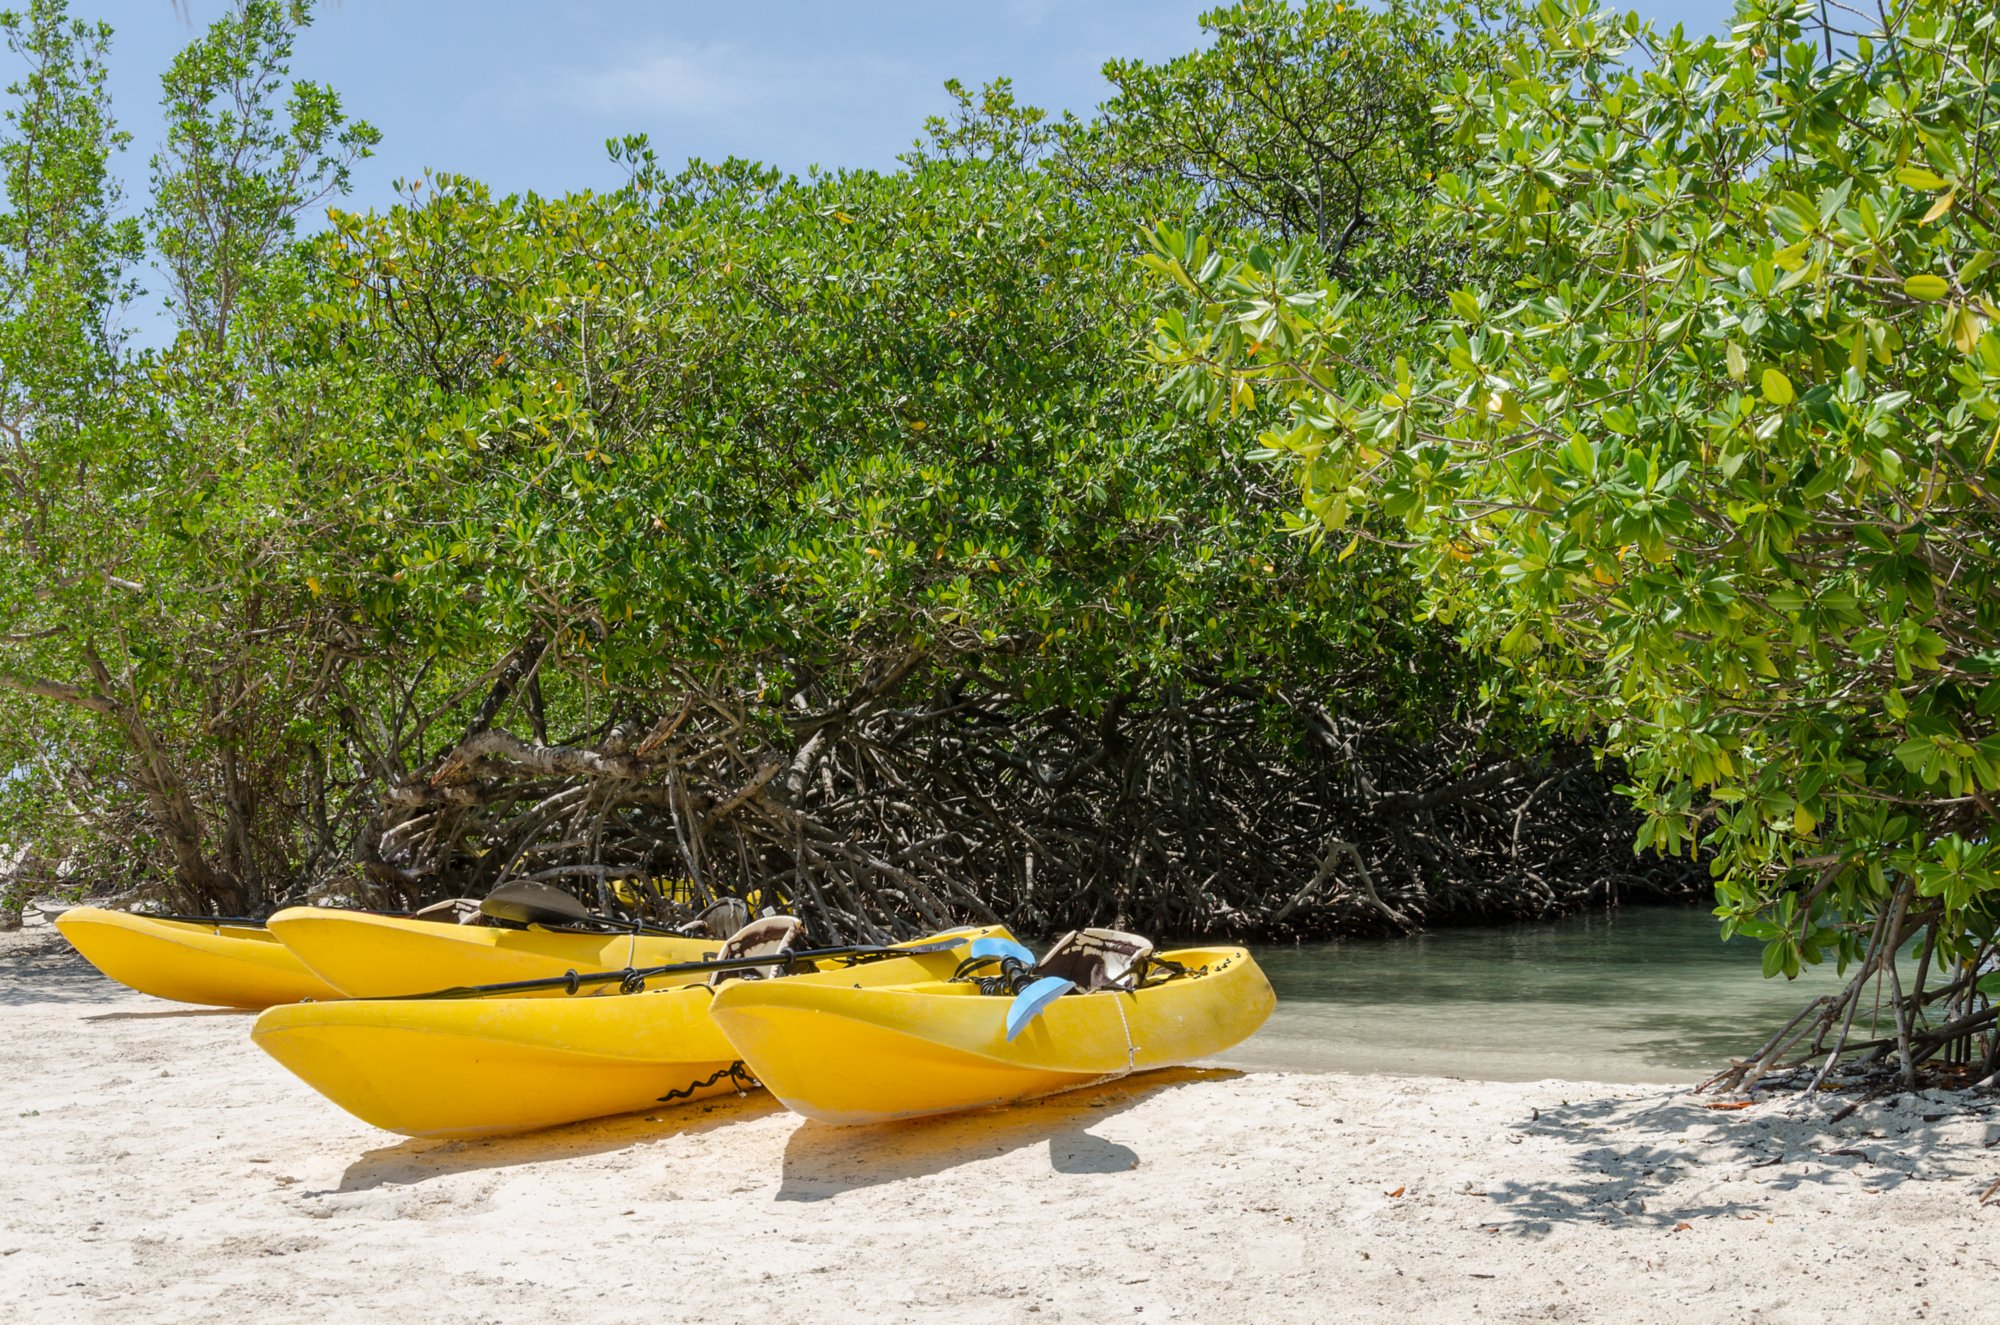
251 925 1006 1137
708 944 1273 1125
53 907 344 1010
265 906 717 998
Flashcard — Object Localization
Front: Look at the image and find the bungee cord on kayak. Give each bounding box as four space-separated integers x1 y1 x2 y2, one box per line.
657 1062 758 1105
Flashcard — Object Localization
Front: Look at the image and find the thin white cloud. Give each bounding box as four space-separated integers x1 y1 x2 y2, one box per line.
555 42 908 121
1010 0 1057 28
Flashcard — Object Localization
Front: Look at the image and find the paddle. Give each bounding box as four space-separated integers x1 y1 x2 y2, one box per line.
965 935 1037 968
957 935 1081 1041
381 935 973 1002
1005 975 1077 1041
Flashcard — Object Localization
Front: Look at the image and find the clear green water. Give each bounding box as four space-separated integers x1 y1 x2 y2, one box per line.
1209 904 1868 1084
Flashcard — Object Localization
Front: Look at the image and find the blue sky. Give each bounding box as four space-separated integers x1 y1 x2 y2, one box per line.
57 0 1737 339
85 1 1742 200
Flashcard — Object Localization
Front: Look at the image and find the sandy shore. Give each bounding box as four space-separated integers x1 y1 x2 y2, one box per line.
4 918 1998 1324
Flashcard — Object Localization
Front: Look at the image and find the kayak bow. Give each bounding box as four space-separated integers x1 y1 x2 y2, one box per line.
53 907 343 1009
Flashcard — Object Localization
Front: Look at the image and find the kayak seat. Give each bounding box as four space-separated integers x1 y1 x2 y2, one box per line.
708 915 807 988
685 896 751 940
410 897 485 925
1033 928 1155 993
480 880 600 929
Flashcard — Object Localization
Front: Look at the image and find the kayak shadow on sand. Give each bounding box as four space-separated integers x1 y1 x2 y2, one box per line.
775 1066 1242 1202
324 1089 787 1195
0 933 123 1007
84 1006 251 1021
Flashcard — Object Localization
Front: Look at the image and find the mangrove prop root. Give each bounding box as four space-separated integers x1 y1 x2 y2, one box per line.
1702 886 2000 1097
326 675 1694 945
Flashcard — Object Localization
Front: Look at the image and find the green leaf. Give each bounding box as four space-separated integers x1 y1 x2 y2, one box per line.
1903 273 1949 301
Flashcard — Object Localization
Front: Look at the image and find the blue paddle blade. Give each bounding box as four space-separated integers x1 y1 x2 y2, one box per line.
969 936 1037 967
1005 976 1076 1041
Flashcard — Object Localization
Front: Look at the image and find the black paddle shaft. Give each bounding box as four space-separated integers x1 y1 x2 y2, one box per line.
380 938 967 1002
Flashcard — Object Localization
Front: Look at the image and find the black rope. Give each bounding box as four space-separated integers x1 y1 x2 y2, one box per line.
529 916 694 939
657 1061 757 1103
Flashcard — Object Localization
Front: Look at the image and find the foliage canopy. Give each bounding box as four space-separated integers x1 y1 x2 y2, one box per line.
1153 0 2000 1077
0 0 1684 940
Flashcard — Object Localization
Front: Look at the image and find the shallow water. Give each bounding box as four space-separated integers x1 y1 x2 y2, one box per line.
1210 904 1874 1084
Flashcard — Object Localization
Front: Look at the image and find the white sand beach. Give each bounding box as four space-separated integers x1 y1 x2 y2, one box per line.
3 916 1997 1324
